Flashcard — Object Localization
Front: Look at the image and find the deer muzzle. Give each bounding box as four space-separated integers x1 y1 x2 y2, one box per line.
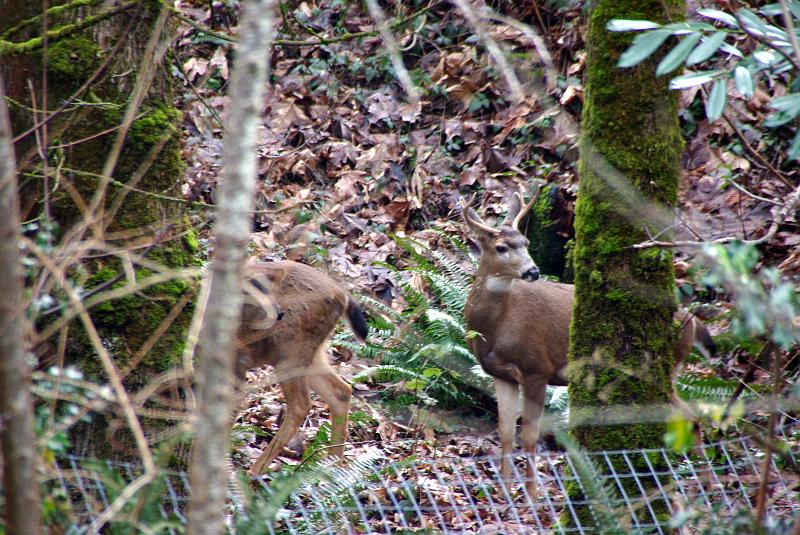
522 266 540 282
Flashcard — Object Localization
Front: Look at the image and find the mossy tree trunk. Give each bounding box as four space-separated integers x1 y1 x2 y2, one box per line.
567 0 684 524
1 1 197 460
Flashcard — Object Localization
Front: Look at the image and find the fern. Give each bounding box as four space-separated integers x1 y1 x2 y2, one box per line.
557 432 627 535
234 449 383 534
333 235 484 407
676 375 762 402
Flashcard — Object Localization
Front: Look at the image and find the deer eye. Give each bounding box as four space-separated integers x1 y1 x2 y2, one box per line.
495 244 509 254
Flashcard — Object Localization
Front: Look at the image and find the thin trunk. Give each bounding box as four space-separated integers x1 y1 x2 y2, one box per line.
0 75 42 535
186 3 274 534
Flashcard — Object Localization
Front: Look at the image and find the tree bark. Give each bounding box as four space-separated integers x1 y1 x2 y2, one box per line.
187 2 274 534
567 1 684 525
569 0 684 451
0 1 196 460
0 75 42 535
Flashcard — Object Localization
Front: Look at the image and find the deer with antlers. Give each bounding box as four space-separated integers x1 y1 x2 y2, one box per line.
461 187 711 497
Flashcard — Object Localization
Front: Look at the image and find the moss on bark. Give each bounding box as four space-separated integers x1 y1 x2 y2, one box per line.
566 0 685 527
2 3 197 460
523 183 573 281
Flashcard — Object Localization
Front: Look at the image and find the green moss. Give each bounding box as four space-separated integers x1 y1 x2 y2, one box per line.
183 225 200 254
129 105 180 147
47 36 101 84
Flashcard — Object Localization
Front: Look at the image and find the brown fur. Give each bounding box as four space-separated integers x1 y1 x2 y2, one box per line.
236 261 366 475
463 191 709 497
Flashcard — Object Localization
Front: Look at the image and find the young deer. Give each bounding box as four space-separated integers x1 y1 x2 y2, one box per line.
462 188 711 497
237 261 368 476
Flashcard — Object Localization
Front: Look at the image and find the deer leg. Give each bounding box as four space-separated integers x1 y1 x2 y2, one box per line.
249 375 311 476
308 358 352 460
494 377 520 487
521 377 546 498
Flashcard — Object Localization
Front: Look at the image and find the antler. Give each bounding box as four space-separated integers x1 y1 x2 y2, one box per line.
460 194 501 236
512 185 543 229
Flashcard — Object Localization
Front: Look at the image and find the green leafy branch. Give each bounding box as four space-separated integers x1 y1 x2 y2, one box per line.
608 2 800 157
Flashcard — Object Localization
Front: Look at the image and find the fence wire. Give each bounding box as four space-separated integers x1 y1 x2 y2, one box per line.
46 425 798 534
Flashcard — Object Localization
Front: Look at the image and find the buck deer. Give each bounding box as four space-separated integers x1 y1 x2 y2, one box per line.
236 261 368 476
462 188 712 497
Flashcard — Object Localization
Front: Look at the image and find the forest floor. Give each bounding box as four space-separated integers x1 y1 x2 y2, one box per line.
171 0 799 523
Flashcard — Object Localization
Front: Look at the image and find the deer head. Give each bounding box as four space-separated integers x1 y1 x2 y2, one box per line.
462 188 542 282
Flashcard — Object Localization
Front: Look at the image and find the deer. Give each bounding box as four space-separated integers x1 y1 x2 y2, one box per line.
236 260 368 476
461 187 713 497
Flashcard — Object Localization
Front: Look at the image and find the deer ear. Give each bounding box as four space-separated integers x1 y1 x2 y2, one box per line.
503 193 522 226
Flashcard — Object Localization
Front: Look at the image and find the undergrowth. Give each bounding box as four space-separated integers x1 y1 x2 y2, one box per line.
335 233 493 409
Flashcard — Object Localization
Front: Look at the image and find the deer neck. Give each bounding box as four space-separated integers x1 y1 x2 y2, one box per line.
468 268 515 319
475 264 516 294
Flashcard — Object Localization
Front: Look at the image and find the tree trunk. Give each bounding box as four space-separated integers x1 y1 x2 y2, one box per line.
567 0 684 524
0 75 43 535
186 2 274 534
0 1 196 460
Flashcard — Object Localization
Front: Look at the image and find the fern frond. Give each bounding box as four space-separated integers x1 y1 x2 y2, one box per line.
676 375 760 402
556 432 627 535
353 364 428 384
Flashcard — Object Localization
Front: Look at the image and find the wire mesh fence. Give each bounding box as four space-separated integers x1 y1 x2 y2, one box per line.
46 424 798 534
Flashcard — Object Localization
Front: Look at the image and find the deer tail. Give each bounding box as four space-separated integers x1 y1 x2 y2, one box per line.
346 295 369 341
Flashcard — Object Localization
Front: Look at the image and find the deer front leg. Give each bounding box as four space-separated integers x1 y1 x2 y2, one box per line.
494 377 520 487
521 377 547 498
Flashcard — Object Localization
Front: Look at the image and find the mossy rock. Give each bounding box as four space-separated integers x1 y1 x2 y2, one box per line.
521 183 574 282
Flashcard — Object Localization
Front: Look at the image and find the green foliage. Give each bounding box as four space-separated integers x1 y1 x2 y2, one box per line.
233 449 383 534
608 3 800 157
556 432 627 534
701 243 799 349
336 234 491 408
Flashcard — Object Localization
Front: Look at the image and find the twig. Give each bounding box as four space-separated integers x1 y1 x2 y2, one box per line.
34 266 203 344
168 5 237 43
11 15 135 145
0 0 102 40
724 174 781 205
452 0 525 103
168 1 438 47
82 6 171 242
721 111 793 189
633 179 800 249
365 0 420 103
22 237 157 510
754 344 781 523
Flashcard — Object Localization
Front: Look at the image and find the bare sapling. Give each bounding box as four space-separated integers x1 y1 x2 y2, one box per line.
462 186 713 498
237 260 368 476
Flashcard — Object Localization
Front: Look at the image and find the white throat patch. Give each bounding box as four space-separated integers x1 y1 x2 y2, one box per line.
485 276 513 292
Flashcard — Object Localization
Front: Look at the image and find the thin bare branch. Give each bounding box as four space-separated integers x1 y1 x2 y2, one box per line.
0 73 43 535
451 0 525 103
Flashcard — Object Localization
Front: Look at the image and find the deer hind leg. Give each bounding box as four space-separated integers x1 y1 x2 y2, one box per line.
494 378 520 487
308 353 352 460
249 374 312 476
520 377 547 498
